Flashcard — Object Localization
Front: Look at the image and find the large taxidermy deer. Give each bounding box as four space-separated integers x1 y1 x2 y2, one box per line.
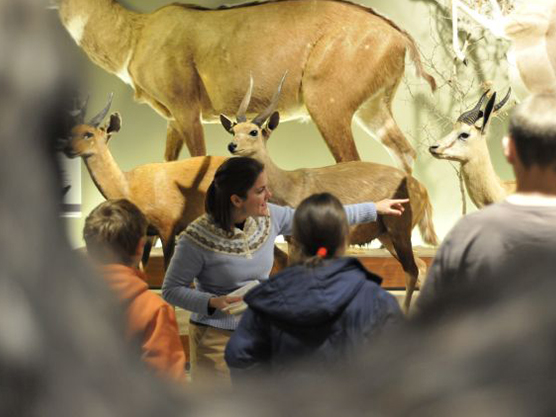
429 89 515 208
221 79 439 312
451 0 556 97
58 95 227 268
56 0 436 173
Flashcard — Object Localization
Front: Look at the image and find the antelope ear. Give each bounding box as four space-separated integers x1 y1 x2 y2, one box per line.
220 114 235 133
267 111 280 132
481 93 497 134
106 112 121 134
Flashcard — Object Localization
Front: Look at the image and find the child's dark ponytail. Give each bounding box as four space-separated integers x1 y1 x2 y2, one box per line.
290 193 349 267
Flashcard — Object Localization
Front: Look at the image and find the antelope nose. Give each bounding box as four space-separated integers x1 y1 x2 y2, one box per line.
429 145 439 155
228 142 237 154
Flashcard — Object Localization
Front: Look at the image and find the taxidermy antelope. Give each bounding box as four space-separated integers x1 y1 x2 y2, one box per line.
451 0 556 97
429 89 515 208
58 95 227 268
56 0 436 173
221 80 439 312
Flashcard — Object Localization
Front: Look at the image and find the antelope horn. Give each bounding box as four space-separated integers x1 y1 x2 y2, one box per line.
58 94 89 152
68 94 89 125
236 75 254 123
251 71 287 127
457 89 490 125
88 93 114 127
493 87 511 113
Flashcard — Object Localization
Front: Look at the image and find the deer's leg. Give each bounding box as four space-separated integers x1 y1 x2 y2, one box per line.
415 257 428 289
132 59 205 161
271 244 289 275
176 113 205 158
376 236 425 277
379 198 419 314
140 235 157 270
381 234 428 289
161 233 176 271
376 227 429 291
378 234 419 314
301 79 360 162
165 122 185 162
165 108 206 160
355 95 416 174
305 102 359 162
304 27 411 165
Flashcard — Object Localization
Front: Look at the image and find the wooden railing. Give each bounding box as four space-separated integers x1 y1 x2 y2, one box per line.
143 246 437 290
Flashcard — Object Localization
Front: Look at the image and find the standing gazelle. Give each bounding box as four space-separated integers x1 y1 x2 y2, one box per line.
221 80 438 312
58 95 227 268
429 89 515 208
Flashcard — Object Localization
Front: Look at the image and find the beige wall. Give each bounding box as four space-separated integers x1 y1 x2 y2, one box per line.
61 0 514 248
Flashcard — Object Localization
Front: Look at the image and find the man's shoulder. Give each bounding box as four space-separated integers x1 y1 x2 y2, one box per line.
439 203 511 249
468 201 512 217
455 200 556 231
454 202 513 228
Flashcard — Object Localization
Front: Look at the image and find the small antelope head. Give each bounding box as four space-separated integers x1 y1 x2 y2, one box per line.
220 74 286 157
429 88 511 163
57 93 122 159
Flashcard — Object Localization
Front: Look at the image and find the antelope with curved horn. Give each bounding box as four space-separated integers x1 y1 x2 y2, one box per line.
57 94 227 268
429 88 515 208
56 0 436 173
221 80 439 312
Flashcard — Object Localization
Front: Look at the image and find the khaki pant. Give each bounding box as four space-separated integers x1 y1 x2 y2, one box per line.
189 321 232 387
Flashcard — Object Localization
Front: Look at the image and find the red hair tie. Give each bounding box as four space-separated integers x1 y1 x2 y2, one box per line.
316 247 328 258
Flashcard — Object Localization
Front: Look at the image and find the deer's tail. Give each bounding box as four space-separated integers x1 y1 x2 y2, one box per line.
361 4 437 91
406 36 437 92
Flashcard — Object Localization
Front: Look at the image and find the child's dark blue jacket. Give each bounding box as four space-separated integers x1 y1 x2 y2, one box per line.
224 257 403 376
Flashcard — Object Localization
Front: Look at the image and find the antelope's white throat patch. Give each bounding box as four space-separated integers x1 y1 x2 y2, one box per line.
66 14 89 45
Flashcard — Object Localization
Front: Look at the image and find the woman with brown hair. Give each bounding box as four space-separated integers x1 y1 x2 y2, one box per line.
225 192 403 379
163 158 406 385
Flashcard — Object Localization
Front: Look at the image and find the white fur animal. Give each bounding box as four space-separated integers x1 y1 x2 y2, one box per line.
429 89 515 208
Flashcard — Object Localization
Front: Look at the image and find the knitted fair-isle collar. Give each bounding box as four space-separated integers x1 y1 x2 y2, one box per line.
182 213 271 257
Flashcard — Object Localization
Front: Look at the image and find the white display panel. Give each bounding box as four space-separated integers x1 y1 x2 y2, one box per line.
59 155 81 217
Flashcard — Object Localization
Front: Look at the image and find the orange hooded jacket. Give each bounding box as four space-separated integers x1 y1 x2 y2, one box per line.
102 264 186 382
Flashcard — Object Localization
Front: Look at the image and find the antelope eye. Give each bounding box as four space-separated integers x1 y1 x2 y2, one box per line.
84 132 94 139
249 130 258 137
458 132 470 141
